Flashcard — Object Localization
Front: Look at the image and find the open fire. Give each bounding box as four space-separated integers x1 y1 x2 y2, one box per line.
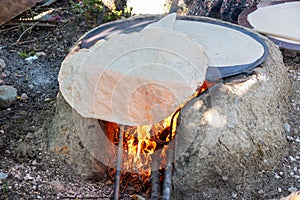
103 80 214 176
104 109 179 175
99 80 215 199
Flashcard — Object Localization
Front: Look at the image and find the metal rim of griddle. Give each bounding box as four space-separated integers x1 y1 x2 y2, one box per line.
238 0 300 52
78 15 269 81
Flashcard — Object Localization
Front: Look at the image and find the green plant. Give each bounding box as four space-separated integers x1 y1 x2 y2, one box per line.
19 50 35 58
70 0 103 22
102 9 123 23
69 0 127 24
2 182 10 193
28 9 38 19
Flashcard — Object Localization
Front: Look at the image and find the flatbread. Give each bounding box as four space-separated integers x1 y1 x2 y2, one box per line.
173 20 265 67
59 28 208 125
142 14 265 67
247 1 300 44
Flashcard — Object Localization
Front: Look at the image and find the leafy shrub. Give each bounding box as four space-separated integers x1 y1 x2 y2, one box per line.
70 0 128 24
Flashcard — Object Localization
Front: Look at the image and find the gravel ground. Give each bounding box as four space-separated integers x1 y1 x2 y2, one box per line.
0 1 299 199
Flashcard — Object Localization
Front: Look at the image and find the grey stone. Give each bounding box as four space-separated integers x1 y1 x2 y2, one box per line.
173 38 290 198
0 85 17 107
0 58 5 71
284 123 291 133
24 174 34 181
288 186 298 192
20 93 29 101
289 156 297 162
51 181 65 193
0 172 8 179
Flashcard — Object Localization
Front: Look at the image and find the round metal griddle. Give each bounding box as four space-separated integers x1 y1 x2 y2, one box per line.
78 15 269 81
238 0 300 52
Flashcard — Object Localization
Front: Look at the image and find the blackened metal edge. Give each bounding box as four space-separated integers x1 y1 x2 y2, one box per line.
78 15 269 81
79 15 160 49
237 6 256 29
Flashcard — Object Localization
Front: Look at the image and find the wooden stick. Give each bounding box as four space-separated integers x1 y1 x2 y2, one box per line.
162 142 175 200
114 125 124 200
5 21 56 27
0 25 22 33
16 22 39 44
253 29 300 43
150 149 162 199
12 33 50 46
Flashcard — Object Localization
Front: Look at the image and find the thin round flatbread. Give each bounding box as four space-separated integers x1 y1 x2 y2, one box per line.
173 20 265 67
58 28 208 125
247 1 300 44
143 15 265 67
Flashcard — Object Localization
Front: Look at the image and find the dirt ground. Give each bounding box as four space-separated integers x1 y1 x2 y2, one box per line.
0 1 299 199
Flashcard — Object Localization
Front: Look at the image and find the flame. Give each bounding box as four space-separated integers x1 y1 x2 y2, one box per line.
197 80 216 95
121 112 179 175
104 80 213 175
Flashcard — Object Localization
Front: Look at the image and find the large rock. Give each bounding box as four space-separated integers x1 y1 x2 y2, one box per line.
0 58 6 71
47 92 107 180
172 39 290 198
